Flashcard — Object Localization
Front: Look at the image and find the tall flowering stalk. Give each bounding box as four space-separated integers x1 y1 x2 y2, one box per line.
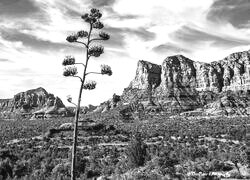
62 8 112 180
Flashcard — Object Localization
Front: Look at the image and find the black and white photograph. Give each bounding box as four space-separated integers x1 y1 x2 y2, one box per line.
1 0 250 179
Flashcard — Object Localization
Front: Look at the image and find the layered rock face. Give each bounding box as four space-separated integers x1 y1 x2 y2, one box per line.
0 87 71 118
122 50 250 113
195 50 250 92
129 60 161 90
122 60 161 103
204 91 250 116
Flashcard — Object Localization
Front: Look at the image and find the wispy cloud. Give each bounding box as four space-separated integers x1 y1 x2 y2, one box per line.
88 0 116 8
0 27 81 53
0 58 13 63
207 0 250 28
0 0 42 18
102 26 155 50
152 43 190 54
171 25 250 48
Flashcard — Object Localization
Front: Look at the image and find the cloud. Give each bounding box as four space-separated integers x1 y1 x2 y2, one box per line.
152 43 190 54
103 6 141 21
0 58 13 63
0 67 36 77
0 0 49 23
89 0 116 8
207 0 250 28
0 0 39 17
13 79 40 89
102 26 126 48
171 25 250 48
64 7 82 19
102 26 155 50
127 28 156 41
0 27 82 53
114 14 140 21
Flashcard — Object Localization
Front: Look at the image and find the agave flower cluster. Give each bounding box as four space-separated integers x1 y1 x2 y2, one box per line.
89 46 104 57
81 8 102 24
77 30 88 38
62 56 75 66
99 32 110 40
63 66 77 77
101 65 112 76
66 8 110 44
83 81 97 90
66 34 78 43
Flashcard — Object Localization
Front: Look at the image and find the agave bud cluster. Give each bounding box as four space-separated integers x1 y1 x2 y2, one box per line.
101 65 112 76
89 46 104 57
63 66 78 77
83 81 96 90
62 56 75 66
66 34 78 43
66 95 73 103
77 30 88 38
66 30 89 43
90 8 102 18
99 32 110 40
81 8 102 24
93 21 104 29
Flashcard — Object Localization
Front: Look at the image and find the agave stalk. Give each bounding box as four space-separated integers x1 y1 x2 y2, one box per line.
63 8 111 180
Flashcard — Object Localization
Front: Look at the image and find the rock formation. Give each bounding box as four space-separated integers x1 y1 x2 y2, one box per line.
93 93 121 113
0 87 71 119
122 49 250 114
122 60 161 104
129 60 161 90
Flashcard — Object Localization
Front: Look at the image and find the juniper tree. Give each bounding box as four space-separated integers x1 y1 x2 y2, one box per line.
62 8 112 180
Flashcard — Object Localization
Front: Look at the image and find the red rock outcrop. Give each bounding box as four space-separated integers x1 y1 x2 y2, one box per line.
0 87 71 118
122 49 250 113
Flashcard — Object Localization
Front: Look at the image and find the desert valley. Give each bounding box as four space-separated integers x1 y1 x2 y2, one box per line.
1 1 250 180
1 50 250 179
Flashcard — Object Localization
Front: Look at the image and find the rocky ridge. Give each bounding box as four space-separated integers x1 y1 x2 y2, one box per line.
122 49 250 115
0 87 71 119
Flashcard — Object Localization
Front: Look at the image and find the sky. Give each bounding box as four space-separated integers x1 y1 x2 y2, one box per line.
0 0 250 106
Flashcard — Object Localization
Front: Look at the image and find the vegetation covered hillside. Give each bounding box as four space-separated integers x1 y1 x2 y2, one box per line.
1 111 250 179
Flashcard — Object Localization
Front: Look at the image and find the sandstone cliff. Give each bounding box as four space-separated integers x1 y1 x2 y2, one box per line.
0 87 71 119
122 49 250 114
129 60 161 90
122 60 161 103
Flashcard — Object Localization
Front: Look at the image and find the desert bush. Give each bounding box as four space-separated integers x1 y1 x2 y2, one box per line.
157 149 179 176
126 133 148 168
13 160 29 178
0 159 13 180
52 162 71 179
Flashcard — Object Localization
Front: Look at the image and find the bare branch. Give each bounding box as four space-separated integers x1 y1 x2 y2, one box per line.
75 41 87 47
73 75 83 82
69 101 77 107
75 63 86 67
85 72 102 76
89 38 103 43
67 95 77 107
